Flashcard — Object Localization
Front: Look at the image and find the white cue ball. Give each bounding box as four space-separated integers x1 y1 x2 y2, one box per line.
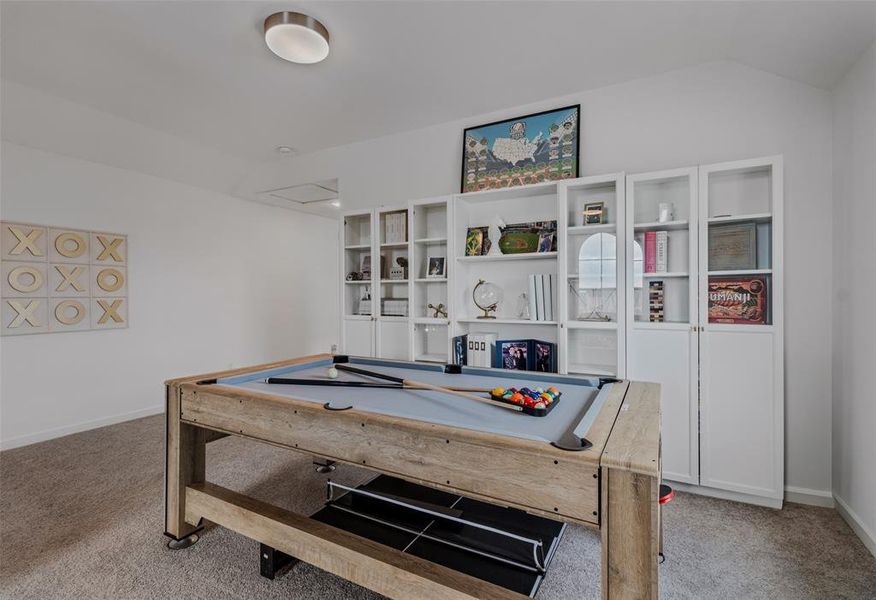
327 367 339 379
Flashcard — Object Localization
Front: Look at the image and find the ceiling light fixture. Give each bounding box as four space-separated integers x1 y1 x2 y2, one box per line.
275 145 295 154
264 12 330 64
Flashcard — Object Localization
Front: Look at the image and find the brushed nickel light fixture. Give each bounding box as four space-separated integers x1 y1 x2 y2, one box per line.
264 11 330 64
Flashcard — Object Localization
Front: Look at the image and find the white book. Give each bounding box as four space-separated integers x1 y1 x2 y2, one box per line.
536 274 547 321
528 275 539 321
482 333 497 368
655 231 668 273
466 334 479 367
546 274 555 321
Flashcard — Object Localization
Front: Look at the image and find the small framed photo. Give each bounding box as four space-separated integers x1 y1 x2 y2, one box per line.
426 256 446 278
497 340 529 371
583 202 605 225
537 232 554 253
465 226 489 256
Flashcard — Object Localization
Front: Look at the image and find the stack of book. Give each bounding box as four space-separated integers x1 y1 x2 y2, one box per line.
648 280 664 322
643 231 668 274
384 212 407 244
528 274 555 321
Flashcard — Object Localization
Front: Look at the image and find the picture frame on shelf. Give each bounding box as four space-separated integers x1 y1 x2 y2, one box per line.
537 232 554 253
496 340 529 371
461 105 580 193
708 222 757 271
582 201 605 225
426 256 446 278
465 226 490 256
533 340 557 373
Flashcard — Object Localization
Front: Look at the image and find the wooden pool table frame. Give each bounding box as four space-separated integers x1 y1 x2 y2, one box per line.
165 354 661 599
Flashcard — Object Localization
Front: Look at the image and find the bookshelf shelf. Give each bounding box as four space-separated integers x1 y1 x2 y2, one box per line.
457 252 557 263
631 321 691 331
380 279 409 283
641 271 689 278
707 269 772 276
414 278 446 283
380 242 408 249
456 318 558 326
458 181 558 203
344 244 371 250
633 220 689 231
345 281 370 285
413 317 449 325
707 212 772 224
567 320 618 330
568 224 615 234
414 237 447 244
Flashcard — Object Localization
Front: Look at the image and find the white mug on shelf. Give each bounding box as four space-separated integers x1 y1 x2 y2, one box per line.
657 202 674 223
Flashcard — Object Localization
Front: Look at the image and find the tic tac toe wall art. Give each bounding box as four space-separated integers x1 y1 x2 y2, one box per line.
1 222 128 335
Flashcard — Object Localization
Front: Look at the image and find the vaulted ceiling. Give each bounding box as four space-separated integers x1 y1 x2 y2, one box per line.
3 1 875 166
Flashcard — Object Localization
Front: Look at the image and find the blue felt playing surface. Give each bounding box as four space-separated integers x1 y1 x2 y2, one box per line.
217 357 611 446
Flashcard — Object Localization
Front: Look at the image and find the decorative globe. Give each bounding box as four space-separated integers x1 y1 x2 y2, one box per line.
473 280 503 319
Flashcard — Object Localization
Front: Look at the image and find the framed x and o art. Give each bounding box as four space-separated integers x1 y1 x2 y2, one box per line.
1 221 128 335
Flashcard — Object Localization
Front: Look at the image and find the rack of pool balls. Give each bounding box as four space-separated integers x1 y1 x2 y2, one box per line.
489 386 562 416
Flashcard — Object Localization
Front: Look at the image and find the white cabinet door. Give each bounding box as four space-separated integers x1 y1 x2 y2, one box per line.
628 326 699 484
377 319 410 360
343 318 375 357
700 329 781 499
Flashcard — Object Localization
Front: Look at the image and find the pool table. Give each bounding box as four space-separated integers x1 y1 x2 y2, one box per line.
165 354 661 599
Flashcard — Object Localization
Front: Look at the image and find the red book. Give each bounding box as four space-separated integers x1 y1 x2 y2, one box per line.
644 231 656 273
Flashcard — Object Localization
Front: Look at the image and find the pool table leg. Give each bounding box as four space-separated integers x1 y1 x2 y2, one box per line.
601 467 659 599
164 383 206 546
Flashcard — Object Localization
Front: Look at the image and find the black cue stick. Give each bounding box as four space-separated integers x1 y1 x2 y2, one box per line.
265 377 493 393
266 378 403 388
332 364 521 413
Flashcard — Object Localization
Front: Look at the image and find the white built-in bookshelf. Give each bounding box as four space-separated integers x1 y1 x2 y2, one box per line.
339 155 784 507
450 181 561 367
558 174 626 377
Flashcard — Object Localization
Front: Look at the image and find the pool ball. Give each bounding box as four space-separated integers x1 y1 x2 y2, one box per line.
327 367 339 379
492 388 505 397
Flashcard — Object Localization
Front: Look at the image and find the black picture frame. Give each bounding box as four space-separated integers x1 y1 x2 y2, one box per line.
461 104 581 193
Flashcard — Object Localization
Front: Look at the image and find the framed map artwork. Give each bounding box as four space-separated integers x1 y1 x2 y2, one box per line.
461 105 580 193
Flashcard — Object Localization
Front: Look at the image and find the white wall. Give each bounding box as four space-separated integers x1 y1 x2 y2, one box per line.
831 41 876 555
246 61 835 499
0 142 339 449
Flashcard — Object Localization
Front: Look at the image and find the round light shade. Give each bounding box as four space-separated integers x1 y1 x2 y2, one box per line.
264 12 329 64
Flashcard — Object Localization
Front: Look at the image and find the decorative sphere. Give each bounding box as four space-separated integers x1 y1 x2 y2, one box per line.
327 367 339 379
474 281 503 312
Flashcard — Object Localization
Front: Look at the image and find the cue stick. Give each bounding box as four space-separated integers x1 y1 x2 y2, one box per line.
265 377 493 393
334 363 493 393
332 364 522 413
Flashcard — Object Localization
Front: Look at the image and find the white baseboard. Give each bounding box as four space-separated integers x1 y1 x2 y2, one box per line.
668 480 783 509
784 485 835 508
0 405 164 451
834 493 876 559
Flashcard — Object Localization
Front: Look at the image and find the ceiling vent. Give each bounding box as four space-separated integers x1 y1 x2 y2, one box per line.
261 182 338 205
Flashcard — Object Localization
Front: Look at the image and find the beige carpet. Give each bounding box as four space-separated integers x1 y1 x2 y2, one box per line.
1 414 874 599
